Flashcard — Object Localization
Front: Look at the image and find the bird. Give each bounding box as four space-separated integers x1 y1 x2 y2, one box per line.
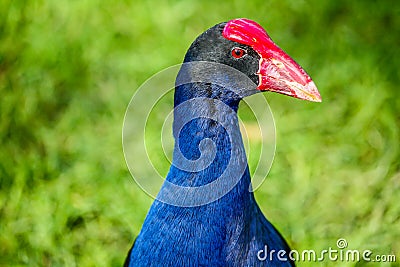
125 18 321 267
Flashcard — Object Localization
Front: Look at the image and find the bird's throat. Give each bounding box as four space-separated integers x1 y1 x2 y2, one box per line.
164 82 251 199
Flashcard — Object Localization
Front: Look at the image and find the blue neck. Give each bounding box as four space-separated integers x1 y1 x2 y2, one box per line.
129 82 293 266
158 82 253 206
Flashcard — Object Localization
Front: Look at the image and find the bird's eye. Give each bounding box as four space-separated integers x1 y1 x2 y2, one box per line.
231 47 246 59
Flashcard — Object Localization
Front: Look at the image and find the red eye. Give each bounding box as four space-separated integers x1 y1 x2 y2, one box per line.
231 47 246 58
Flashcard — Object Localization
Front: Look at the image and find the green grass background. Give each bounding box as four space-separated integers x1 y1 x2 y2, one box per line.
1 0 399 266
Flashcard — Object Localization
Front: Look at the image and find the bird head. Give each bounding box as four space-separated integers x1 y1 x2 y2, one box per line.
182 18 321 102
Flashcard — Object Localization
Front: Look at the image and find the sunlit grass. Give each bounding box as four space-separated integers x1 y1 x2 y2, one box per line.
1 0 399 266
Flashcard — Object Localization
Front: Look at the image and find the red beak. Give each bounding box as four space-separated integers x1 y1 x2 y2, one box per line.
223 18 321 102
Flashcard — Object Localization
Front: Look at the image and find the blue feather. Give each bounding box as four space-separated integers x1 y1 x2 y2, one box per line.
126 81 294 266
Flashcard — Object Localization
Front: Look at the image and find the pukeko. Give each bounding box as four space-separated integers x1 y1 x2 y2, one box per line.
125 18 321 266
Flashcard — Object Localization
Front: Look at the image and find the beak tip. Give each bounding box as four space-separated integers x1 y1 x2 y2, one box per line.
305 81 322 102
310 92 322 103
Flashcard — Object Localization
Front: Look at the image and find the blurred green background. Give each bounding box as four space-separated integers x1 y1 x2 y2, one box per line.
1 0 399 266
